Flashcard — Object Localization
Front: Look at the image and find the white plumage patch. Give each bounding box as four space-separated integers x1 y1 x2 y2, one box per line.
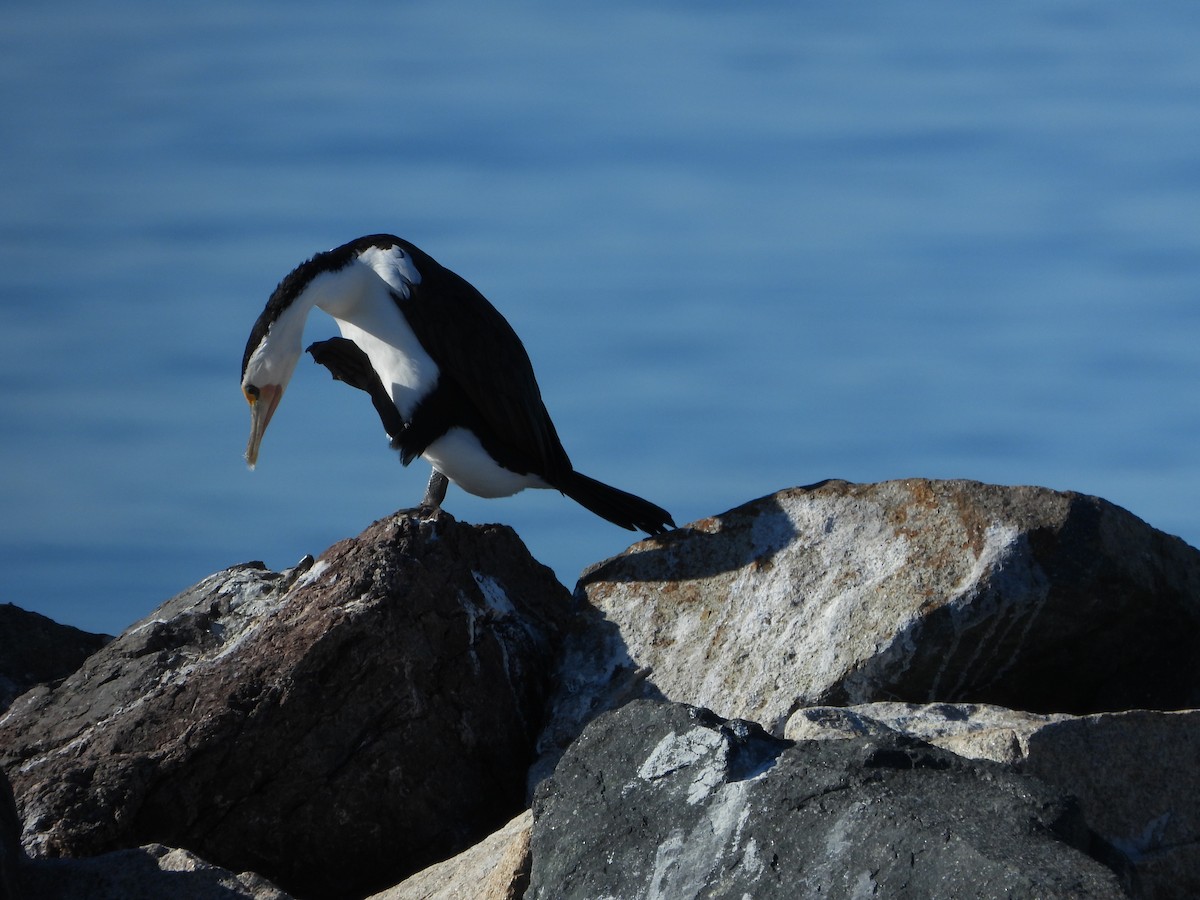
423 427 550 498
356 245 422 297
300 254 439 421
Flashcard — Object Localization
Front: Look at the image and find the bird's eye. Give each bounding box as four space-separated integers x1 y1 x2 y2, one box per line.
245 384 260 402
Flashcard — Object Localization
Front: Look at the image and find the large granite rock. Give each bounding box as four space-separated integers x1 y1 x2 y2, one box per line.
787 703 1199 900
0 512 570 900
540 479 1200 768
528 699 1128 899
0 603 110 713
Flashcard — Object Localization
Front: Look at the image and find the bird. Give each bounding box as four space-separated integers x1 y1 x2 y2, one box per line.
240 234 675 535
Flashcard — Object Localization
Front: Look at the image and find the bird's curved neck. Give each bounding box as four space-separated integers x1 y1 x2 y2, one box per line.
270 263 393 360
301 262 382 321
299 262 436 416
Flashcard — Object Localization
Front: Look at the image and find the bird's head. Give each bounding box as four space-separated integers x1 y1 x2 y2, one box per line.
241 234 423 468
241 304 304 469
242 247 335 467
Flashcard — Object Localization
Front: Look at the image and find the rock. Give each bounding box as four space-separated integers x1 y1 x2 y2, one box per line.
528 699 1128 899
0 512 570 900
368 809 531 900
0 770 19 900
784 702 1066 764
18 843 291 899
0 603 110 713
540 479 1200 768
787 703 1200 900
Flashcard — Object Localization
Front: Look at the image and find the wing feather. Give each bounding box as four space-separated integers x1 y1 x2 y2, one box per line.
390 244 573 484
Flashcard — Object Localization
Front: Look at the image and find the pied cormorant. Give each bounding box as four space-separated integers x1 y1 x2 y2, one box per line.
240 234 674 535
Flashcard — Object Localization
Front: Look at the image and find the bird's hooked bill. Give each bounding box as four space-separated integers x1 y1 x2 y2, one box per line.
244 383 283 469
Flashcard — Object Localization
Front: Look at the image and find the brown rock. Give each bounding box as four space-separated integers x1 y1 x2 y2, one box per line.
0 512 570 900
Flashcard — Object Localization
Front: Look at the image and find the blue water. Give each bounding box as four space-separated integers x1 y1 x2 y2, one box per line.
3 2 1199 636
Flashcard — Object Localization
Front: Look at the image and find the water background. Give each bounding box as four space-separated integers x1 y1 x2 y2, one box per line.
3 1 1199 636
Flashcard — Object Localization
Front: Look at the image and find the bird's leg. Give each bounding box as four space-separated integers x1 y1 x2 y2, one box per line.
308 338 409 437
418 470 449 518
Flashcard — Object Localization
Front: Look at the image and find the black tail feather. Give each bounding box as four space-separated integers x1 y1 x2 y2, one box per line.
557 471 675 535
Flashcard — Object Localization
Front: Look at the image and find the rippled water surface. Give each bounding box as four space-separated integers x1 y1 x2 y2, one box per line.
3 1 1199 634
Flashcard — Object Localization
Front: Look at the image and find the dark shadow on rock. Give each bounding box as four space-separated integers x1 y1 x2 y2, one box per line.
18 844 290 900
822 492 1200 714
0 604 111 714
579 487 809 587
529 599 668 791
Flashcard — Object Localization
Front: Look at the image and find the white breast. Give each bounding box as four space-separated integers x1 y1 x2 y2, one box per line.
309 258 439 421
423 428 550 498
315 251 549 497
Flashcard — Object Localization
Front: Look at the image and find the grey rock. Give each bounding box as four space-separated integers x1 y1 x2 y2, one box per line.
0 512 570 900
788 703 1199 900
785 702 1071 763
540 479 1200 771
18 843 291 900
0 603 110 713
529 699 1128 899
